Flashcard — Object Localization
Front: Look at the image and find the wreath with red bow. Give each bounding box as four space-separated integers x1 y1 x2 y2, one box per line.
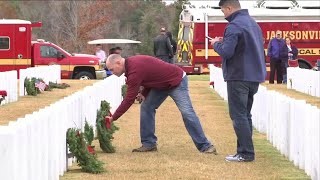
96 100 119 153
0 90 7 104
66 128 104 173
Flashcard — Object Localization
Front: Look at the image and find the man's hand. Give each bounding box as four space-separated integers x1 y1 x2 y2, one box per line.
136 93 145 103
209 37 223 46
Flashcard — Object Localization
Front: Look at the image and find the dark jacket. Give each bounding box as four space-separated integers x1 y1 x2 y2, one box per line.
288 44 298 60
267 38 288 60
166 32 177 55
213 9 266 83
153 34 174 57
112 55 183 120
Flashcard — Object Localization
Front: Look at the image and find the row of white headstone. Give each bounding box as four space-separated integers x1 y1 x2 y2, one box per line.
287 67 320 97
0 74 125 180
0 70 18 105
209 65 319 180
0 65 61 106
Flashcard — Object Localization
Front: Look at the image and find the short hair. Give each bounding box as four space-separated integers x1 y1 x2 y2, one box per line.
107 54 122 64
115 46 122 50
219 0 240 7
109 48 116 54
96 44 102 47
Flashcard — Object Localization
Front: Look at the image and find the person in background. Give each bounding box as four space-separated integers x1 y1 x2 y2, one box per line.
153 27 174 63
95 44 106 63
283 37 298 83
109 47 122 55
166 31 177 63
105 54 217 154
114 46 123 54
267 30 288 84
210 0 266 162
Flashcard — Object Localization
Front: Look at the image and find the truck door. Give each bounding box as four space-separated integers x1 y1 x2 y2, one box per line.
38 45 70 72
14 24 30 70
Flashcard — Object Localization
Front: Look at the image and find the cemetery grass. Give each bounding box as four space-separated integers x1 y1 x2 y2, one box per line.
263 83 320 108
0 80 98 126
61 77 309 180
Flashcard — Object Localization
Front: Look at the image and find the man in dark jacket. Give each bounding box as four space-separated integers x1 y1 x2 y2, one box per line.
105 54 217 154
267 30 288 84
210 0 266 162
153 27 174 63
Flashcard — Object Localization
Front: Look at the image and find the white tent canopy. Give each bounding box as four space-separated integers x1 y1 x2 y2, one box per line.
87 39 141 44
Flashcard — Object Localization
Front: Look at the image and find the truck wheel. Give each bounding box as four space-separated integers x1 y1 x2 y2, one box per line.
74 71 94 80
298 59 312 69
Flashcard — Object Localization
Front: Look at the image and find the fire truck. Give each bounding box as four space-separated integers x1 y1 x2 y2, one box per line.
0 19 106 80
175 0 320 74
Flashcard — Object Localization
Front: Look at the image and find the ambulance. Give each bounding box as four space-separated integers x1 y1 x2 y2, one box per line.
0 19 106 80
175 0 320 74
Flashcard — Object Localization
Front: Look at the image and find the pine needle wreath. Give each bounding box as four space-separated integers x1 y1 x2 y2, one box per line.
24 77 38 96
66 128 104 174
84 120 94 146
121 84 127 98
96 100 119 153
49 82 70 89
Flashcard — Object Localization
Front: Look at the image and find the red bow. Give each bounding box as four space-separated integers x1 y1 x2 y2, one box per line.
0 90 7 97
76 131 81 137
105 117 111 129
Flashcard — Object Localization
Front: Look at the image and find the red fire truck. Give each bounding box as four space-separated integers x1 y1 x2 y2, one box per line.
0 19 106 80
176 0 320 74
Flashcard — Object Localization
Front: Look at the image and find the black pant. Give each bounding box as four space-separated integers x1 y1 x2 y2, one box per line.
227 81 259 160
156 56 173 64
269 58 283 84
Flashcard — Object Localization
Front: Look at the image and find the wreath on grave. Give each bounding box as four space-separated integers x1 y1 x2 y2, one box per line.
0 90 7 104
96 100 119 153
121 84 127 98
24 77 48 96
84 120 95 154
66 128 104 174
24 78 70 96
49 82 70 89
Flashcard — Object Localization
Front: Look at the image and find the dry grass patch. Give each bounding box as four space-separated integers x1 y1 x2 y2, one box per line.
61 79 309 180
0 80 98 126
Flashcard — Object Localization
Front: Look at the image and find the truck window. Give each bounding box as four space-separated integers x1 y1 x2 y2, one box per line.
40 46 58 58
0 37 9 50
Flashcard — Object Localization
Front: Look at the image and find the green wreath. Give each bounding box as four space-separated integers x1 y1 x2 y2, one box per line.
66 128 104 173
96 100 119 153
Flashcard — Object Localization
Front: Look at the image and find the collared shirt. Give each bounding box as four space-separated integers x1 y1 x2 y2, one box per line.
95 50 106 62
112 55 184 120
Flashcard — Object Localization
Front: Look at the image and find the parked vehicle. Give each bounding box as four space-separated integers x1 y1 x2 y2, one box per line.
176 0 320 74
0 19 106 80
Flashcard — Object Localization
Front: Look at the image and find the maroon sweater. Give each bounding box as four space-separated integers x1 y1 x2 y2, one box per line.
112 55 183 120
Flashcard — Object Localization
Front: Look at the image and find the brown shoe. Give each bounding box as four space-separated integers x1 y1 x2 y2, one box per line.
132 145 157 152
203 145 218 155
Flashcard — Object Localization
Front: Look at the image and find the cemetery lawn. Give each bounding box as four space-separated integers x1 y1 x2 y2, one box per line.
60 75 310 180
262 83 320 108
0 80 98 126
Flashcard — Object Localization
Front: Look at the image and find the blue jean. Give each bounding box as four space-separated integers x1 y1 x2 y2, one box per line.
227 81 259 160
140 76 212 152
282 60 288 84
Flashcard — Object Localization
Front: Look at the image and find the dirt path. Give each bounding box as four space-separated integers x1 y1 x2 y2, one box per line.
61 80 309 180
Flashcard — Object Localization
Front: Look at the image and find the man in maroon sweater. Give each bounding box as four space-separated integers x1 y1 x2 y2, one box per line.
106 54 217 154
